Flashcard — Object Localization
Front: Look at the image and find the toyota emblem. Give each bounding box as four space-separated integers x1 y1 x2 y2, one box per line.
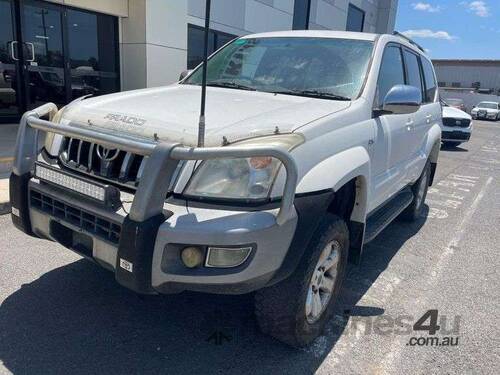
96 145 120 162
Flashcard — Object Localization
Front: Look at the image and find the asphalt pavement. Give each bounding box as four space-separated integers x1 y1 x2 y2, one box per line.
0 120 498 374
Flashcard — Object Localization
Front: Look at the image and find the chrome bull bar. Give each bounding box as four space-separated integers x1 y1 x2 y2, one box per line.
13 103 298 225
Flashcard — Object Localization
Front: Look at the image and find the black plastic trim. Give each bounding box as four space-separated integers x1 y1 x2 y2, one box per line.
266 190 335 286
9 172 35 236
115 213 168 294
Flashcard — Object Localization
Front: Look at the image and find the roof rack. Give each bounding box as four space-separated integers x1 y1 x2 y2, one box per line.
392 31 426 53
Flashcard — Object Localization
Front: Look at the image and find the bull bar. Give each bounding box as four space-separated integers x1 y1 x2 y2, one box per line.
10 103 299 294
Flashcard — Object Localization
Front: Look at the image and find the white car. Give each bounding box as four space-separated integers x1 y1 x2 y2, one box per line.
10 30 442 347
471 101 500 121
441 103 473 146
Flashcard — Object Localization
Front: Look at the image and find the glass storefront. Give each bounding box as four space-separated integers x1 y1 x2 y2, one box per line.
0 0 120 123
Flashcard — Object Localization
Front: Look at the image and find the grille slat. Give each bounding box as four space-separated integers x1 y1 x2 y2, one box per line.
59 137 145 188
31 190 121 244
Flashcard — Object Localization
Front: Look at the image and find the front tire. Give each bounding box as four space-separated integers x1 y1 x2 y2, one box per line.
400 160 431 221
254 214 349 347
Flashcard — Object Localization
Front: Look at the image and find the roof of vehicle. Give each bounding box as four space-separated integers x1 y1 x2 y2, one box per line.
240 30 379 41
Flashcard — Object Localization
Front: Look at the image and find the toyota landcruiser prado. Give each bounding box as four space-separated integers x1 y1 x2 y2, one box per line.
10 31 441 347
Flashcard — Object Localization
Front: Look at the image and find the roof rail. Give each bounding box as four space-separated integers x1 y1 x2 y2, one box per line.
392 31 426 53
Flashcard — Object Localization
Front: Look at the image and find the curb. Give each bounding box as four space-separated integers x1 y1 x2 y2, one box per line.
0 177 10 216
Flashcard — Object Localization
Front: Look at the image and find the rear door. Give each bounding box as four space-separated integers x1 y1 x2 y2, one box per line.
410 56 440 181
401 48 427 182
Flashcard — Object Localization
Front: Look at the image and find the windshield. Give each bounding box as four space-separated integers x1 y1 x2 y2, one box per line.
477 102 498 109
184 37 374 100
446 99 463 106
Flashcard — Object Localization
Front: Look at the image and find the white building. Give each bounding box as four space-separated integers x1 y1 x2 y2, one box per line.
0 0 398 123
433 59 500 95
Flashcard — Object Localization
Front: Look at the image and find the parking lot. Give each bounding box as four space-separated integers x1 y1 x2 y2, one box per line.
0 120 498 375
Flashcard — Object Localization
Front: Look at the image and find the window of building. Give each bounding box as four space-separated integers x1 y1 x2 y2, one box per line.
421 57 437 102
66 9 120 99
292 0 311 30
403 50 424 97
376 45 405 106
187 24 237 69
346 4 365 32
451 82 461 88
438 82 447 87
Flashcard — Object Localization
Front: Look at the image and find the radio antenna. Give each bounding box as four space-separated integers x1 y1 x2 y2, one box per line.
197 0 211 147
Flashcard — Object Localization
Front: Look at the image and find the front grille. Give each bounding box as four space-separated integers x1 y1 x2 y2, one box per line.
442 118 471 128
30 190 122 244
59 137 147 188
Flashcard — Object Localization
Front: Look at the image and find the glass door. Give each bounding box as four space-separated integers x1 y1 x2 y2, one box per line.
20 0 67 110
0 0 120 123
0 0 23 121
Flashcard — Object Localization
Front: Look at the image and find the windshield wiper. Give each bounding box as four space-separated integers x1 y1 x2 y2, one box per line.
207 81 256 91
271 89 351 101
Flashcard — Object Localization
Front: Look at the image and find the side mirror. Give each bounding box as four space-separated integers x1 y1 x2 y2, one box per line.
382 84 422 115
179 69 193 81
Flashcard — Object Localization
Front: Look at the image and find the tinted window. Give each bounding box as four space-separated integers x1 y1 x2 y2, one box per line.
377 45 405 106
346 4 365 32
185 37 374 100
421 57 437 102
403 50 423 97
187 24 236 69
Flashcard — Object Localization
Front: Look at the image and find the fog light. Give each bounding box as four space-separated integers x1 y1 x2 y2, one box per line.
181 246 203 268
206 247 252 268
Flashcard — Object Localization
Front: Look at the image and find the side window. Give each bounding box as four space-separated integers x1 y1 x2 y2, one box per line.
377 45 405 107
403 50 424 99
421 57 437 103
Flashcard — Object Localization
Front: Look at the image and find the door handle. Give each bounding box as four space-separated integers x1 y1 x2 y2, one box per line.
426 114 432 124
25 42 35 62
10 41 19 61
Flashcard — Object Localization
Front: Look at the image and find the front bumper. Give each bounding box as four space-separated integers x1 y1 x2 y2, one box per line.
441 129 471 142
10 103 299 295
472 112 498 120
24 178 297 294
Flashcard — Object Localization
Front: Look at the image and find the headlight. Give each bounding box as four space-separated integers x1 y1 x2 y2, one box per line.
184 134 304 201
44 106 66 156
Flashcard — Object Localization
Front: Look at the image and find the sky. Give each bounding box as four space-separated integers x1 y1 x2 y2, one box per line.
395 1 500 59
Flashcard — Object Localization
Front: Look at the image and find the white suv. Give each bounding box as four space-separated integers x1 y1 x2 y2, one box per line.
10 31 442 347
441 100 473 146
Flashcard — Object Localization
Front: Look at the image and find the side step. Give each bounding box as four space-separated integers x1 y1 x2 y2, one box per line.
364 188 414 243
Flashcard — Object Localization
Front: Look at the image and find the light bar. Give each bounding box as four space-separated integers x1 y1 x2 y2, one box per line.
35 163 106 201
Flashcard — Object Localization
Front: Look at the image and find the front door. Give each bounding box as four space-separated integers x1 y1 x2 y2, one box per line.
370 44 412 211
